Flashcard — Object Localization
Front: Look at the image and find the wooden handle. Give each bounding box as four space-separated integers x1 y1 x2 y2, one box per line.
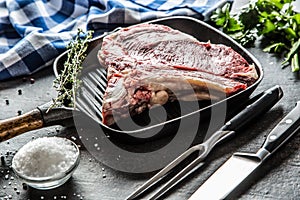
0 109 44 142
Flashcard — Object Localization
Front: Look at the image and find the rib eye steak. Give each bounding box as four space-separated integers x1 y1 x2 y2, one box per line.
98 24 258 126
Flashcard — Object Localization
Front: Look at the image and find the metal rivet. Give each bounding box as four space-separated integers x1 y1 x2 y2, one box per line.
269 135 277 140
285 119 293 124
226 121 231 126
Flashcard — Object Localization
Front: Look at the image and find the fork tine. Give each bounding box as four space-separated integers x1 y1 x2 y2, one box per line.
149 157 205 200
126 146 199 200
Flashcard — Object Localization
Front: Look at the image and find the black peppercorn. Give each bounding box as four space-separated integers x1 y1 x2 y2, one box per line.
22 183 28 190
30 78 35 84
0 156 5 165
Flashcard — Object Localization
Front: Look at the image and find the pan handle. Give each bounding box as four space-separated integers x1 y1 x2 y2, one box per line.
0 109 44 142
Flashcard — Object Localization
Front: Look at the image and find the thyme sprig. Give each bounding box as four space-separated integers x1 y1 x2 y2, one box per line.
49 29 93 110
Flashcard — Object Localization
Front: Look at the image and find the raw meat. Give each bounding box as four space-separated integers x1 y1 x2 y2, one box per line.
98 24 258 126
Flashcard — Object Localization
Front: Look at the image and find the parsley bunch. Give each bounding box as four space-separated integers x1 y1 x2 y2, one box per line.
211 0 300 72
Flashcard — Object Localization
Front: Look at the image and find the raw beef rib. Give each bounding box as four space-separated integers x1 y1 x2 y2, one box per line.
98 23 258 126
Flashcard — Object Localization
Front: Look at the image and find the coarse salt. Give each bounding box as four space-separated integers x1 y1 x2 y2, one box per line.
12 137 78 178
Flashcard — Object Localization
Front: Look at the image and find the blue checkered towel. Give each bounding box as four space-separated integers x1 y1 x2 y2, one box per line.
0 0 229 81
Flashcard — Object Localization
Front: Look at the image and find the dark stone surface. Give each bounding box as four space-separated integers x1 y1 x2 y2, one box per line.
1 36 300 200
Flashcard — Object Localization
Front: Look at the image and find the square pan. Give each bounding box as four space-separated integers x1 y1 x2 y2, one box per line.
53 16 263 143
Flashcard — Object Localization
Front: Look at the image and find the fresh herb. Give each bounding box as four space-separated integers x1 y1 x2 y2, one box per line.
49 29 93 110
211 0 300 72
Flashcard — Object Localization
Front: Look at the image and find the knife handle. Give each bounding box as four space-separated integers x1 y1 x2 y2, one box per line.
262 101 300 153
220 85 283 132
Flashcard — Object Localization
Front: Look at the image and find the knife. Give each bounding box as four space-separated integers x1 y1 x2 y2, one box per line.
189 101 300 200
126 85 283 200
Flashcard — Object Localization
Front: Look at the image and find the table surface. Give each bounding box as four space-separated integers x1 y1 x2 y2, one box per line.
1 21 300 200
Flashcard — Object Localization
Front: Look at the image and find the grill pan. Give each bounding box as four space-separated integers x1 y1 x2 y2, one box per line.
0 16 263 143
54 16 263 142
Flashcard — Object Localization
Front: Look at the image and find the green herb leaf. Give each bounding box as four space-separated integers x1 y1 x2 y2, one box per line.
48 29 93 111
262 19 276 34
239 7 259 30
210 0 300 72
293 13 300 24
291 53 300 72
226 18 244 32
263 42 286 52
282 38 300 65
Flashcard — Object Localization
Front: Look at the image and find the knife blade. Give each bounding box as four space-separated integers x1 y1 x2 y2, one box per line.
189 101 300 200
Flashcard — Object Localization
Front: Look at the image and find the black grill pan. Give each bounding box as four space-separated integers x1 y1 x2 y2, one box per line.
53 16 263 143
